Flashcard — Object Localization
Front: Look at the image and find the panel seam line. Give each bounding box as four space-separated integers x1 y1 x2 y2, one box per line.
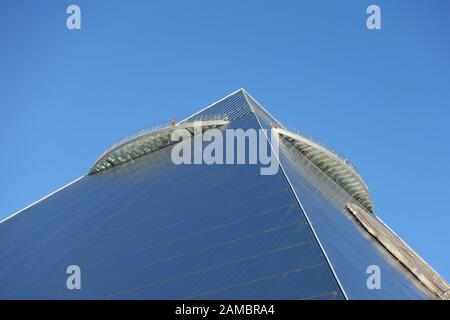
243 93 349 300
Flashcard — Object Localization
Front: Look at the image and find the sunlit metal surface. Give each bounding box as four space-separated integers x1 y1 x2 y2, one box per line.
249 92 437 299
276 137 432 299
347 203 450 300
0 89 446 300
0 113 343 300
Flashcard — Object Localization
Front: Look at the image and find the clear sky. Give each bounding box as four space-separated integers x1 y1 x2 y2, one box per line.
1 1 449 280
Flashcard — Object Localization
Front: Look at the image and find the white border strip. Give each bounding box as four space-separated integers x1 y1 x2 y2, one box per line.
0 175 86 225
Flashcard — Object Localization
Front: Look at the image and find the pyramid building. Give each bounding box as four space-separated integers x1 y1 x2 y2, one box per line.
0 89 448 299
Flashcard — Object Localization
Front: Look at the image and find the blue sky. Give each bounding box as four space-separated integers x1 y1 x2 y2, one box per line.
1 1 449 280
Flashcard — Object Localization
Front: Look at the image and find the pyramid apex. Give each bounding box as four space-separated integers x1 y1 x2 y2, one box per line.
236 87 250 95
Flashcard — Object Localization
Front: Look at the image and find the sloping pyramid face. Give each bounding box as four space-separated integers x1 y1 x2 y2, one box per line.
0 90 440 299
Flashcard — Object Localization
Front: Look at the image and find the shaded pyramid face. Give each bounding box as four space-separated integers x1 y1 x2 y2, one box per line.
0 90 446 299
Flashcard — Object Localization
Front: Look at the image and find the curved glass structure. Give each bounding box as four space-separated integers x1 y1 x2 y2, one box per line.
274 128 373 213
90 120 229 174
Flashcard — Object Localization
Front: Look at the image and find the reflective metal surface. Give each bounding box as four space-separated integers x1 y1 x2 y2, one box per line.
0 115 343 300
0 89 443 300
249 94 434 299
